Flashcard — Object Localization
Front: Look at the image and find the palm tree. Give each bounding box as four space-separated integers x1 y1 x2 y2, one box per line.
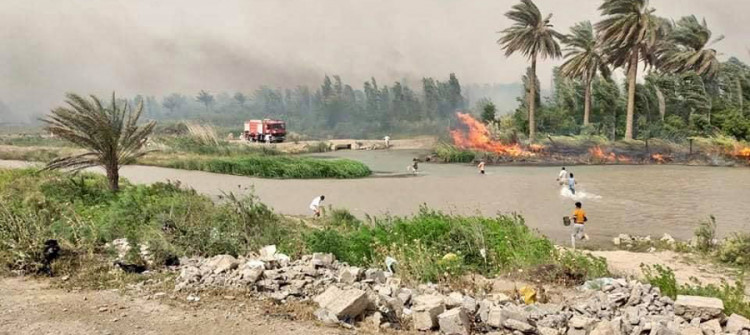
661 15 723 79
196 90 214 113
42 93 156 192
596 0 659 140
498 0 562 140
559 21 610 126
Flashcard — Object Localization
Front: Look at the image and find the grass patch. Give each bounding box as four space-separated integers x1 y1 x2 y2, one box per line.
642 264 749 318
1 169 602 288
160 156 371 179
305 207 608 284
0 169 306 276
434 143 476 163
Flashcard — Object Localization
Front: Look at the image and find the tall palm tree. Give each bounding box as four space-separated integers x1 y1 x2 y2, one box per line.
559 21 610 126
498 0 562 140
42 93 156 192
661 15 723 79
596 0 659 140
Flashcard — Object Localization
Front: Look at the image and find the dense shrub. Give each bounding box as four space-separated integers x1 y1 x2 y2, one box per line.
0 169 305 274
642 264 749 318
305 207 605 284
434 143 476 163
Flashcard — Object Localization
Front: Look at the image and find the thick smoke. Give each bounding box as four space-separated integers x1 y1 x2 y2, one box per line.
1 0 749 121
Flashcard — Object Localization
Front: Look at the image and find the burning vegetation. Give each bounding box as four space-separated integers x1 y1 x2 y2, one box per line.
450 112 536 157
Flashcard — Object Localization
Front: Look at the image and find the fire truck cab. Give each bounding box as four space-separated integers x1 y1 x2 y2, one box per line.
243 119 286 143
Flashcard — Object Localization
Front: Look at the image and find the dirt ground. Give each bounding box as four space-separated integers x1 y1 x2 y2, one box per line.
229 136 437 153
0 277 350 335
590 250 749 295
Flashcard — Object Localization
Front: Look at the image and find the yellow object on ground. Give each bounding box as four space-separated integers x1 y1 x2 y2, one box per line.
442 253 458 262
518 285 537 304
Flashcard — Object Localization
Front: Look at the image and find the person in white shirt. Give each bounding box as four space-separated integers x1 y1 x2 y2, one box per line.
309 195 325 218
557 167 567 185
384 135 390 148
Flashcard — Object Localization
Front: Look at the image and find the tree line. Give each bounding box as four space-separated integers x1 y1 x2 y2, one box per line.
132 74 466 138
499 0 750 142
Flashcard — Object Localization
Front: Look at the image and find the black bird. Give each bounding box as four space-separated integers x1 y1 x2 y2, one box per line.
114 260 148 274
38 239 61 276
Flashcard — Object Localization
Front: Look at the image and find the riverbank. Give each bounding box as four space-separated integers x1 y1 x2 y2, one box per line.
2 158 749 244
1 167 747 334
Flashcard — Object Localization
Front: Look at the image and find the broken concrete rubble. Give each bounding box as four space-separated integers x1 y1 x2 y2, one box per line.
171 246 738 335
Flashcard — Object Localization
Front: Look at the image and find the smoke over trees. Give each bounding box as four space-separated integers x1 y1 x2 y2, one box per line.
142 73 467 138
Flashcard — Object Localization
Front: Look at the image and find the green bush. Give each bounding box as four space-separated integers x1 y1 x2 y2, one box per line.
642 264 749 318
717 233 750 267
305 207 603 284
163 156 371 179
0 169 306 274
694 215 717 253
434 143 476 163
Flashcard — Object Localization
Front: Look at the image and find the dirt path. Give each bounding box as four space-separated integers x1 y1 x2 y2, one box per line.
590 250 749 294
0 277 349 335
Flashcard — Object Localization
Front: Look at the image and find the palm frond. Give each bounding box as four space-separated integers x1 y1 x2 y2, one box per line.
40 92 156 191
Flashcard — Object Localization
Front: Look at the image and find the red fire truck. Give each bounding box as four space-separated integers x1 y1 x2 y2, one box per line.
242 119 286 143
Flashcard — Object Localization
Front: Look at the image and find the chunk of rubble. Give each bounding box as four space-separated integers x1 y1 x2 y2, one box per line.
438 308 471 335
674 295 724 321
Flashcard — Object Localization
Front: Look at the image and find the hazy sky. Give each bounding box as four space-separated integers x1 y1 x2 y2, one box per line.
1 0 749 119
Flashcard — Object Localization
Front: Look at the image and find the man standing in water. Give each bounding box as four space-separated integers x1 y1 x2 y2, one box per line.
571 201 589 248
568 173 577 195
557 167 567 185
309 195 325 218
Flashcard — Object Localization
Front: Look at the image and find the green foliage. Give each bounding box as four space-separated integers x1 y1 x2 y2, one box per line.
305 207 606 284
0 169 305 274
694 215 717 253
157 136 280 156
717 233 750 267
642 264 750 318
641 264 679 298
163 156 371 179
434 143 476 163
41 93 156 191
721 110 750 141
480 102 497 124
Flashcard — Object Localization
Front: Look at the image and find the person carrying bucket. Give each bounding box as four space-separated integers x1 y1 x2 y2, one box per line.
570 201 589 249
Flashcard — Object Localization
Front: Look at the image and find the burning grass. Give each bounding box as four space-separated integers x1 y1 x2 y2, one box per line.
450 112 536 157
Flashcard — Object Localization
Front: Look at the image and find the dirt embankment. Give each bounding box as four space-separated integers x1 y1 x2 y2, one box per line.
0 277 349 335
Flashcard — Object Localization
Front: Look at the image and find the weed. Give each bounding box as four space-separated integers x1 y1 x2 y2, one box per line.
694 215 718 253
641 264 750 318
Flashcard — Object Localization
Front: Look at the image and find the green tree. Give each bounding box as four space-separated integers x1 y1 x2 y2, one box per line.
42 93 156 192
596 0 659 140
480 101 497 124
498 0 562 140
196 90 214 113
560 21 610 126
161 93 186 115
661 15 723 79
233 92 248 107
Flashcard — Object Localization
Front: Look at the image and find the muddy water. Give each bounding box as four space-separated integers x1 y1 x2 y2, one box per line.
2 153 749 244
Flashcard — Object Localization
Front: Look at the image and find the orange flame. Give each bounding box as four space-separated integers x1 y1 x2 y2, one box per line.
732 145 750 159
589 146 631 163
451 112 535 157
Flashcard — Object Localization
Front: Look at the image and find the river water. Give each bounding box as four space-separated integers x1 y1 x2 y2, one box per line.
2 152 748 244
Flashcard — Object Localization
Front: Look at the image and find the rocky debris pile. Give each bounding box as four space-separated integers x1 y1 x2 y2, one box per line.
172 246 750 334
612 233 678 249
105 238 155 265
